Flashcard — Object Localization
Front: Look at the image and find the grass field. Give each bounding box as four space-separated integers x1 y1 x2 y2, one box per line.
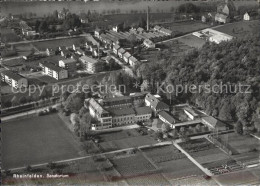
177 34 206 49
163 21 210 34
218 133 260 154
214 20 259 38
2 114 82 169
33 37 87 51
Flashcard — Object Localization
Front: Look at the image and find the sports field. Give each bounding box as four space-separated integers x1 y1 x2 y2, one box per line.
2 114 82 169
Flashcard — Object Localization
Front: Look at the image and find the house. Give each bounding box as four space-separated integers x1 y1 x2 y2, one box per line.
215 13 229 24
46 48 56 56
89 45 98 52
101 96 133 109
159 28 172 36
243 11 258 21
129 56 138 67
113 44 120 55
93 48 103 58
123 52 131 63
135 106 152 123
145 93 169 114
154 25 162 32
137 27 145 33
110 108 136 126
117 48 126 59
112 25 119 32
79 56 103 73
76 48 85 56
87 98 112 130
85 41 92 49
60 49 72 58
59 58 77 73
104 56 115 64
184 107 199 120
1 70 28 89
202 116 226 131
40 62 68 80
143 39 155 48
94 28 104 39
158 111 176 128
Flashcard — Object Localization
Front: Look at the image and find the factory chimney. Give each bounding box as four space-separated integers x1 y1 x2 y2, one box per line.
147 6 149 31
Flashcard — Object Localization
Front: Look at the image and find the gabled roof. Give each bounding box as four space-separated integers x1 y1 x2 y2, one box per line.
123 52 131 58
114 44 120 50
145 93 169 110
144 39 154 45
215 13 228 19
129 56 138 62
154 25 162 30
160 28 172 35
105 56 115 63
110 108 135 116
59 58 76 64
202 116 226 128
80 56 98 64
184 107 199 117
158 111 176 124
1 70 26 81
89 98 109 115
118 48 126 54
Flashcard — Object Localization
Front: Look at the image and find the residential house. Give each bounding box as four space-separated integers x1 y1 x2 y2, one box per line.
89 44 98 52
159 27 172 36
129 56 138 67
243 11 258 21
104 56 115 64
215 13 229 24
137 27 145 34
87 98 112 130
135 106 152 123
85 41 92 49
123 52 131 63
46 48 56 56
60 48 72 59
154 25 162 32
94 28 104 39
184 107 199 120
145 93 169 115
158 111 177 128
143 39 155 48
202 116 226 131
1 70 28 89
93 48 103 58
79 56 103 73
117 48 126 59
59 58 77 73
113 44 120 55
41 62 68 80
110 108 136 126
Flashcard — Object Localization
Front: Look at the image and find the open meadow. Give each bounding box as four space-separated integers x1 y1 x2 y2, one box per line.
2 114 82 169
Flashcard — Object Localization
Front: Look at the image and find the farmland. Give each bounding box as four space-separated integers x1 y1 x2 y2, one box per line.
177 34 206 49
1 113 83 169
33 37 87 51
213 20 259 38
96 129 157 152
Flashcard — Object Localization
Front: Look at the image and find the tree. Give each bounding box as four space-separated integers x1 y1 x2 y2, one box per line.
70 113 79 126
162 123 171 133
155 131 163 140
64 92 85 113
38 21 48 33
79 112 92 138
79 106 88 118
235 121 243 135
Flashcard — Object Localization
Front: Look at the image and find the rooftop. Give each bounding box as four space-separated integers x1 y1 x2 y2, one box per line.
59 58 76 64
80 56 98 64
135 106 152 115
41 62 65 72
118 48 126 54
158 110 176 124
123 52 131 58
1 70 26 81
110 108 135 116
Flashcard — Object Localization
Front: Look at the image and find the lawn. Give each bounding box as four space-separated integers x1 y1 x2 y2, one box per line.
163 21 210 34
177 34 206 49
2 114 82 169
218 133 260 154
98 129 156 152
214 20 259 38
33 37 87 51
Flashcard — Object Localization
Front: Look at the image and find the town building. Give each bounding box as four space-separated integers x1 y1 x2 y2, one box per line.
110 108 136 126
143 39 155 48
129 56 138 67
88 98 112 130
159 27 172 36
46 48 56 56
40 62 68 80
101 96 133 109
145 93 169 114
79 56 103 73
59 58 77 73
130 92 146 107
202 116 226 131
60 49 72 58
153 25 162 32
135 106 152 123
104 56 115 64
94 28 104 39
158 110 177 128
117 48 126 59
1 70 28 89
215 13 229 24
184 107 199 120
123 52 131 63
113 44 120 55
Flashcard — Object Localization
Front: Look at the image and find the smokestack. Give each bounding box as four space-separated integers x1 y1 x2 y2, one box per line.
147 6 149 31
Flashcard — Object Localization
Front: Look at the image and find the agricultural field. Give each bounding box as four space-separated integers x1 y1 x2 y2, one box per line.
213 20 259 38
177 34 206 49
163 21 210 34
15 43 35 57
1 114 83 169
97 129 157 152
33 37 87 51
218 133 260 154
141 145 205 181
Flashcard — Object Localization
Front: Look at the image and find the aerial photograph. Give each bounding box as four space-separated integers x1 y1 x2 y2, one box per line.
0 0 259 185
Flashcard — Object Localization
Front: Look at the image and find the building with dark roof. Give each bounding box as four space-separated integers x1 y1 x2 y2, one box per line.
123 52 131 63
102 96 133 108
202 116 226 131
135 106 152 122
158 110 177 127
117 48 126 59
184 107 199 120
145 93 169 114
110 108 136 126
40 62 68 80
1 70 28 89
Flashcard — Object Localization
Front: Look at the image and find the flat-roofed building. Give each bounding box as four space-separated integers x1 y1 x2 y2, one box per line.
40 62 68 80
79 56 103 73
101 96 133 109
59 58 77 73
87 98 112 130
110 108 136 126
135 106 152 123
1 70 28 89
